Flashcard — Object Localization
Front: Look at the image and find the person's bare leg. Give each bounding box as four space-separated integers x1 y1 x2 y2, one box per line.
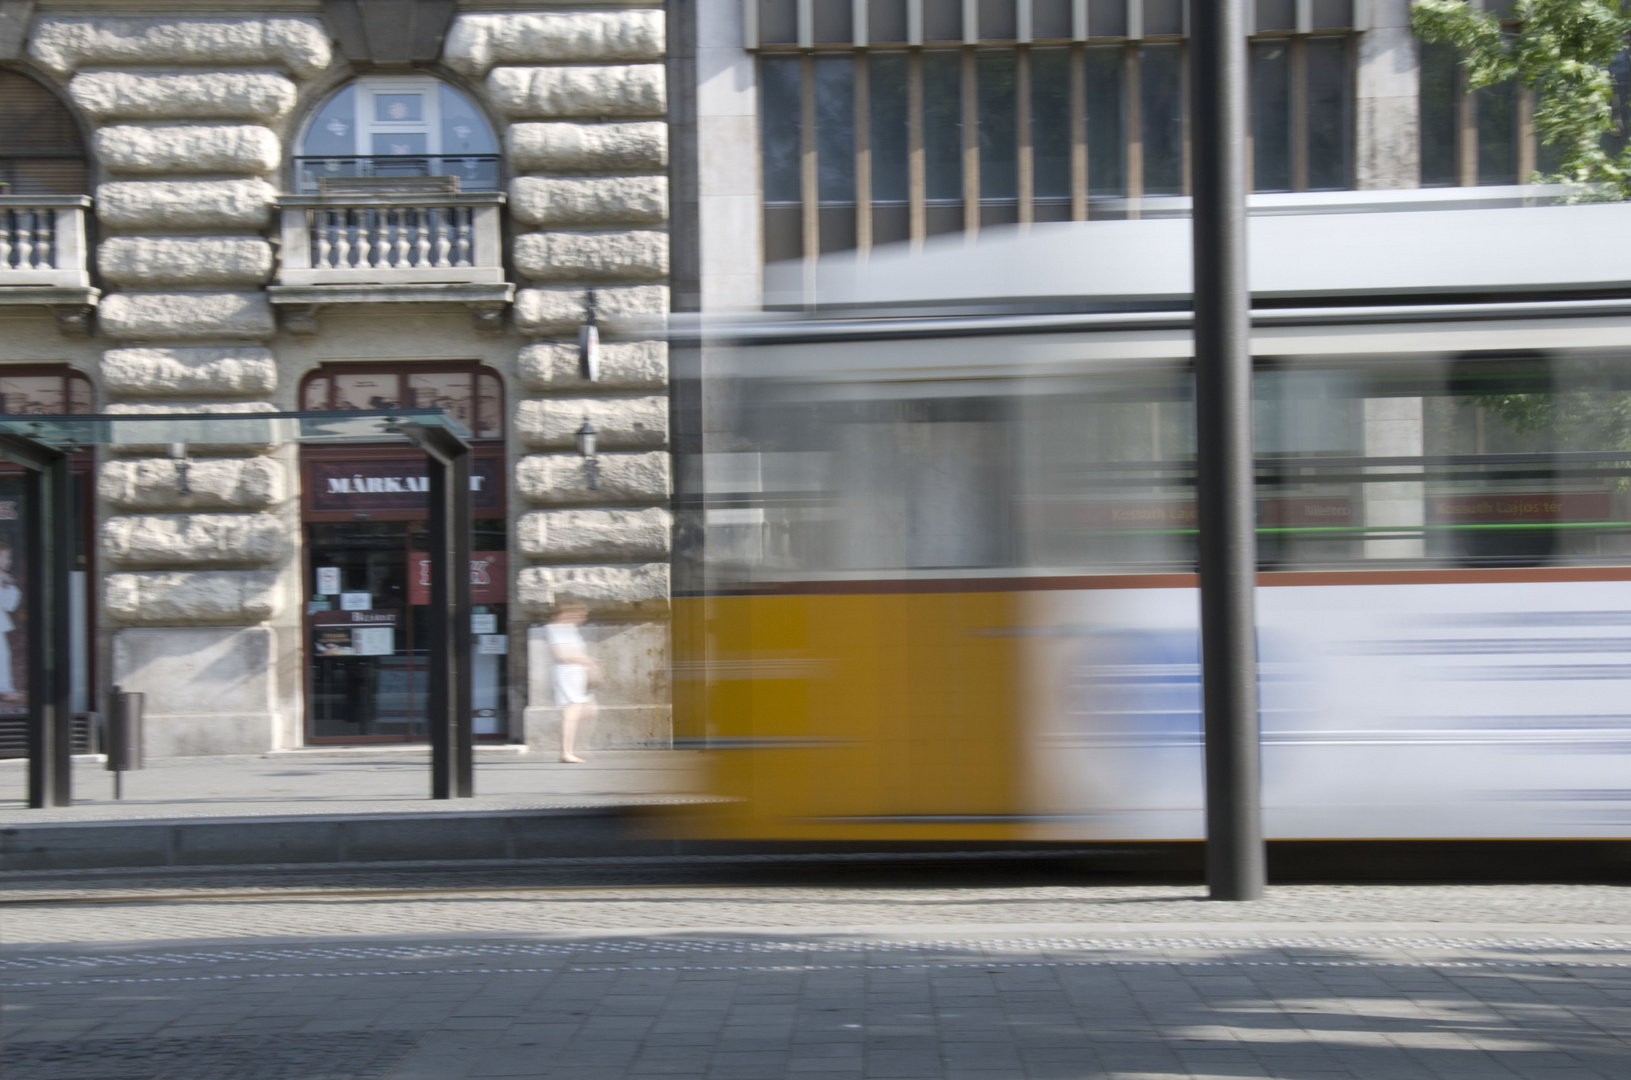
560 703 585 763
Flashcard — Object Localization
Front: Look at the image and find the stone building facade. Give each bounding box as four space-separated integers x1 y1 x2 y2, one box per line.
0 0 1556 757
0 0 673 757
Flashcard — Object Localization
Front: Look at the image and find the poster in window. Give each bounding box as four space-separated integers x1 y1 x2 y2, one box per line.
375 93 424 123
405 371 473 429
0 481 24 716
332 373 400 411
315 628 355 656
352 626 395 656
0 376 66 415
303 377 332 410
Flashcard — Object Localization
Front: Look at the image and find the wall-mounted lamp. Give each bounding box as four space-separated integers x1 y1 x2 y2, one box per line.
168 442 192 497
575 418 599 491
578 289 600 382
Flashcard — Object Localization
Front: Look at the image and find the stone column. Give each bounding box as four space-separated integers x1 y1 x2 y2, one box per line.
446 10 675 750
30 15 333 755
1356 0 1421 190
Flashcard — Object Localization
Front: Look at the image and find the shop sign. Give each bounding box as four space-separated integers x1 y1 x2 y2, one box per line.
1427 492 1613 524
408 551 507 605
311 610 398 626
307 458 502 512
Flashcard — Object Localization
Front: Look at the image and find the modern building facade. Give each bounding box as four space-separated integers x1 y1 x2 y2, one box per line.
0 0 1573 758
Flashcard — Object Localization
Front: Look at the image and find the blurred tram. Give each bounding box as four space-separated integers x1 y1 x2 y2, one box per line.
672 189 1631 849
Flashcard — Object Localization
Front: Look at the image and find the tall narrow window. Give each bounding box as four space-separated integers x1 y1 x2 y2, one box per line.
1419 42 1459 186
978 51 1019 228
1141 44 1185 196
1031 48 1073 221
1085 46 1128 199
870 53 911 246
1251 40 1293 191
1477 78 1518 185
816 55 857 253
923 51 965 235
761 56 804 262
1305 36 1351 189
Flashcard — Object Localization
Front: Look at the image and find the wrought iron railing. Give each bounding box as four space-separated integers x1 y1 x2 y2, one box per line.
293 155 501 194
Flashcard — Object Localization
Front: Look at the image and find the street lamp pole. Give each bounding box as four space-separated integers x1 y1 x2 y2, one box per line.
1190 0 1266 900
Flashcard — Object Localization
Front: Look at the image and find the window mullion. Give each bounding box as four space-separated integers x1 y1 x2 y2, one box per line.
1071 43 1087 219
1126 41 1143 214
1457 61 1477 187
963 46 980 235
1517 84 1536 182
1018 46 1034 226
1291 35 1309 192
856 53 873 253
801 53 819 266
1180 41 1192 197
909 49 926 244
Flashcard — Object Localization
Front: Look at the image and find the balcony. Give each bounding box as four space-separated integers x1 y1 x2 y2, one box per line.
268 181 512 336
0 196 97 337
293 155 501 195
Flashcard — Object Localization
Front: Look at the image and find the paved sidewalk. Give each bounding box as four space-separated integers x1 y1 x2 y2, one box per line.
2 881 1629 1078
0 749 704 824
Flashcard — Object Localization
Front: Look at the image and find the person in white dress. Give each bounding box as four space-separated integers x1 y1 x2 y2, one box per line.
0 546 20 698
545 603 599 763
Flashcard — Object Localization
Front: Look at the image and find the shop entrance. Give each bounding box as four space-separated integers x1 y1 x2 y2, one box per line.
302 449 508 744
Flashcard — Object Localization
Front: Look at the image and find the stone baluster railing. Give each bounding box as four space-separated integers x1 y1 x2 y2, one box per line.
276 194 505 286
0 197 92 286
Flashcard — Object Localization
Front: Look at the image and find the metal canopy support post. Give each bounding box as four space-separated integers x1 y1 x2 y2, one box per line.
0 433 74 809
407 424 474 799
1189 0 1266 900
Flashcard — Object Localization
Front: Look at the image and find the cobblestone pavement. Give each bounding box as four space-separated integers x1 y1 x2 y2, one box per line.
2 878 1629 1078
0 750 702 824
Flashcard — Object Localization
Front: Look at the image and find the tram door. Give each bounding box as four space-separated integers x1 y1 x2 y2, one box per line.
302 451 509 743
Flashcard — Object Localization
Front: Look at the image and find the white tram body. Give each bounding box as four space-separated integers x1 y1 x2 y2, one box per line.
678 190 1631 843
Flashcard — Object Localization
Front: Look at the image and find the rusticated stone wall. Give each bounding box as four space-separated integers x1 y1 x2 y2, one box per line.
0 4 677 756
24 14 326 755
447 7 673 748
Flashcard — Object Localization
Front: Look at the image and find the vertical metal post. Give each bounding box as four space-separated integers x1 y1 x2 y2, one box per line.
13 439 73 809
420 427 473 799
1190 0 1265 900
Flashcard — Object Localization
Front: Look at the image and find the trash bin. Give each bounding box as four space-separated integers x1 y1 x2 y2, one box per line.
105 686 143 797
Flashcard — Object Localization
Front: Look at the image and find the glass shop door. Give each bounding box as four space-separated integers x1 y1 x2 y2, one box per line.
302 449 509 744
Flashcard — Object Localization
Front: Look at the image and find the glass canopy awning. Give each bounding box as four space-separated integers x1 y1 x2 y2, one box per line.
0 407 473 448
0 409 475 809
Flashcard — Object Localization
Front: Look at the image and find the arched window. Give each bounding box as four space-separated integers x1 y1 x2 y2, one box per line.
301 363 503 440
295 76 499 193
0 71 88 195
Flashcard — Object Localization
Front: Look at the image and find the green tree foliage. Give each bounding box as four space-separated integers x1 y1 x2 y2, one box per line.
1411 0 1631 195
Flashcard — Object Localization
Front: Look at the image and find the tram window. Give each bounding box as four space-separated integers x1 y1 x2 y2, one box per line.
715 351 1631 580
